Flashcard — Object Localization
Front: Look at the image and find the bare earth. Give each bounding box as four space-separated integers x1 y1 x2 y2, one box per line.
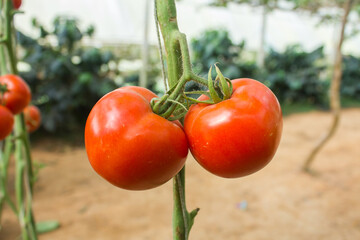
1 109 360 240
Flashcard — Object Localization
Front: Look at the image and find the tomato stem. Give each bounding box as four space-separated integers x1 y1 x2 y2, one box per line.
0 46 9 74
155 0 200 239
0 1 39 238
2 0 18 74
14 116 31 240
0 137 17 221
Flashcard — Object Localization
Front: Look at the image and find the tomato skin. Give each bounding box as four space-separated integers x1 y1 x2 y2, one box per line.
85 86 188 190
12 0 22 9
0 74 31 115
184 78 283 178
24 105 41 133
0 105 14 140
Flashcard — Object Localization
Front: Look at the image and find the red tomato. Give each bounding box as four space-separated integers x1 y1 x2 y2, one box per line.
184 78 283 178
12 0 22 9
0 74 31 115
23 105 41 133
85 86 188 190
0 105 14 140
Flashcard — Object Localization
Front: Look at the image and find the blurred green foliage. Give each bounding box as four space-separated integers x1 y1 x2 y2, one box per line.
18 16 119 132
341 55 360 100
263 45 328 105
191 29 258 80
190 29 329 106
17 20 360 134
189 29 257 93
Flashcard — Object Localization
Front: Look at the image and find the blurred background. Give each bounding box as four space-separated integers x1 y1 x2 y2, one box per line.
13 0 360 134
1 0 360 239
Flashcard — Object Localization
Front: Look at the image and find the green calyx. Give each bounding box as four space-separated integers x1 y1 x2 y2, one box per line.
0 83 8 94
0 83 8 106
207 65 233 104
150 65 233 121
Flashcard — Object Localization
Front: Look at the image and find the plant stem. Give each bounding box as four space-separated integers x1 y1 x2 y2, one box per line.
155 0 199 239
0 45 8 74
303 0 353 172
3 0 18 74
0 1 38 238
21 116 34 191
0 137 17 221
14 115 38 240
14 116 30 240
173 168 187 239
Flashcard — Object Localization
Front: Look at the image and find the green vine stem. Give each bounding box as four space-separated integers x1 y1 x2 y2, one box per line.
0 0 38 238
155 0 201 239
0 136 17 225
14 115 31 240
16 114 37 239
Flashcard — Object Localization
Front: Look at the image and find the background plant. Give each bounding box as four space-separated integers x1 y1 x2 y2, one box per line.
17 17 119 133
263 44 328 106
190 29 329 107
191 29 258 80
341 54 360 100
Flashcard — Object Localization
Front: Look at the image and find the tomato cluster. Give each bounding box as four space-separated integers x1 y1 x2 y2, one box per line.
0 74 41 141
85 78 282 190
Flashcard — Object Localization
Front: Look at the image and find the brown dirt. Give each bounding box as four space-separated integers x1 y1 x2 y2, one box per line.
1 109 360 240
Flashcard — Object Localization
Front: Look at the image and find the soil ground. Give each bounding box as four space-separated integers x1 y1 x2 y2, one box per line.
1 109 360 240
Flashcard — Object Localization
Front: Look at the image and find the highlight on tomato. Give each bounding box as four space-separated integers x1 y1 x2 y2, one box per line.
0 105 14 140
0 74 31 115
23 105 42 133
85 86 188 190
184 78 283 178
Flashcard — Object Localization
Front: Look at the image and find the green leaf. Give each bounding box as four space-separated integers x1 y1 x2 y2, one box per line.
36 220 60 234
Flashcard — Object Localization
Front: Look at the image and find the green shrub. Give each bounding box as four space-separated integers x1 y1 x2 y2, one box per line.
189 29 258 92
18 17 119 132
263 45 328 106
342 55 360 100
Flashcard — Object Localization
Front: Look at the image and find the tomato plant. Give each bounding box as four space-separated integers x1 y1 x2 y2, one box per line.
85 86 188 190
0 74 31 115
82 1 284 238
0 105 14 140
23 105 41 133
184 78 283 178
12 0 22 9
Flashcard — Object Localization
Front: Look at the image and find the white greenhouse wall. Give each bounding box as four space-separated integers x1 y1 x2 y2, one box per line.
15 0 360 57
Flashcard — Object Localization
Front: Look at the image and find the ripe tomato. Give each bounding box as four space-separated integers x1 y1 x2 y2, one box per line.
184 78 283 178
0 105 14 140
85 86 188 190
23 105 41 133
0 74 31 115
12 0 22 9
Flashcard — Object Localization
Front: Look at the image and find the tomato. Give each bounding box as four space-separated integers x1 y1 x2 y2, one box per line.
184 78 282 178
0 105 14 140
85 86 188 190
0 74 31 115
12 0 22 9
23 105 41 133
